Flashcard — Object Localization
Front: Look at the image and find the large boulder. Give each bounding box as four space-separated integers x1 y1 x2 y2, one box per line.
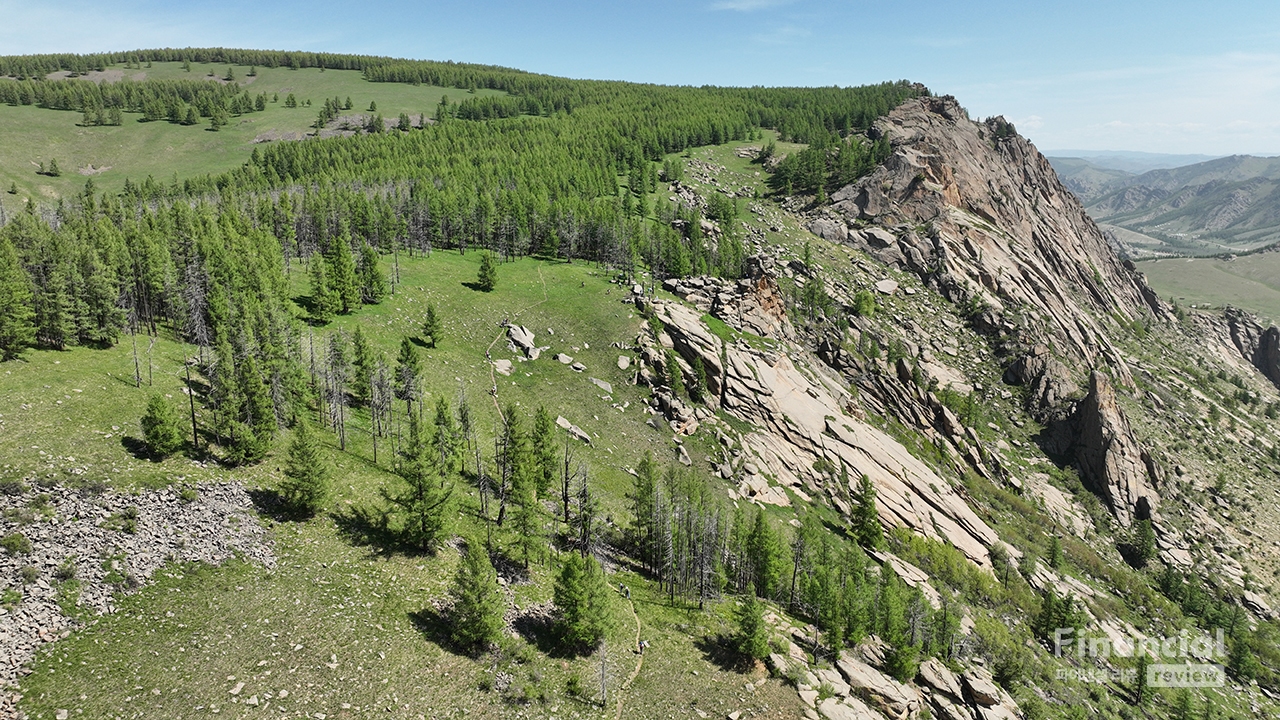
1072 371 1160 526
836 651 923 718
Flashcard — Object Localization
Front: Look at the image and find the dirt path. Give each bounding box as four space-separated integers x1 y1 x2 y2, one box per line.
484 264 550 422
613 592 644 720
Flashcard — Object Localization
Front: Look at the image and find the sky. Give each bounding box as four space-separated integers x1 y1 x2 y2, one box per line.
2 0 1279 155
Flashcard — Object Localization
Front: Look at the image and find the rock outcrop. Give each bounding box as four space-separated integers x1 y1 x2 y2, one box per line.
1048 371 1160 526
640 289 1002 567
1223 306 1280 389
817 95 1169 413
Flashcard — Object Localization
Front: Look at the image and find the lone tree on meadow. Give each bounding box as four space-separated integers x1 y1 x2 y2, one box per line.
384 412 453 552
449 540 506 651
422 303 442 347
735 594 770 661
140 393 184 458
554 552 613 652
279 419 330 517
476 252 498 292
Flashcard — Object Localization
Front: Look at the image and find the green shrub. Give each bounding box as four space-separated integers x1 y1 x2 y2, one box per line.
1 532 32 555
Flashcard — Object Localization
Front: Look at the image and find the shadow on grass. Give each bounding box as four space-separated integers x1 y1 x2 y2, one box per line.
460 281 491 293
247 487 303 523
119 435 152 461
407 606 502 660
330 503 402 555
694 633 755 673
512 609 568 657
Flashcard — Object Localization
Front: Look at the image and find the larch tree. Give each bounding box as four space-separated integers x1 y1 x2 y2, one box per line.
0 235 35 359
477 251 497 292
449 539 505 651
279 419 330 517
554 552 613 652
385 412 453 552
421 303 442 348
141 393 184 458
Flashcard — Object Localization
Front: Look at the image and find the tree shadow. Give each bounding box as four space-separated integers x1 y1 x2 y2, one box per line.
119 435 152 461
460 281 490 292
487 546 531 585
512 610 564 657
331 502 401 555
246 487 303 522
694 632 755 673
407 606 480 657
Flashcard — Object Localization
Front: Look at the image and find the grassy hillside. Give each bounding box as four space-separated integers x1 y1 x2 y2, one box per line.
6 248 799 720
1140 251 1280 323
0 61 504 215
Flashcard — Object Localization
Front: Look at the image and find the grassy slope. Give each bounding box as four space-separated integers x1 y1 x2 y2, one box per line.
0 61 504 216
1139 253 1280 324
6 249 798 720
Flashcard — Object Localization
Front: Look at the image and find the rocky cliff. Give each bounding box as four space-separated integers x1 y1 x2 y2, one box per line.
810 96 1168 411
1223 306 1280 389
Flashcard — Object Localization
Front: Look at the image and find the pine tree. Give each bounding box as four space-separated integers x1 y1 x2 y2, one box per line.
421 303 442 348
554 552 613 651
351 326 375 407
326 232 360 314
279 419 329 517
735 595 770 660
476 252 497 292
385 412 453 552
531 405 556 497
852 473 883 549
0 235 35 360
140 393 184 458
449 540 505 651
358 243 386 304
308 253 337 323
47 159 60 177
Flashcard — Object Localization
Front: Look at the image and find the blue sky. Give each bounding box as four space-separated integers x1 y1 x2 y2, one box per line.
3 0 1278 155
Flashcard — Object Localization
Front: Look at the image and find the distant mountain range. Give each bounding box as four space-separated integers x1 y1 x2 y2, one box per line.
1048 153 1280 256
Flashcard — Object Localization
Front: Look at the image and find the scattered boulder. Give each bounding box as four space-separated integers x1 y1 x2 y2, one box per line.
555 353 574 364
494 359 513 376
590 377 613 394
506 325 537 358
617 355 631 370
874 279 899 295
555 416 592 445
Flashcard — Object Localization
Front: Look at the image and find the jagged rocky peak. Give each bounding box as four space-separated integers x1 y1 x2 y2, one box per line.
811 95 1168 408
1223 306 1280 389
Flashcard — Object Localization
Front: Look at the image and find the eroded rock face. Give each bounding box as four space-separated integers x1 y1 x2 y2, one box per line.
1066 371 1160 526
821 95 1168 412
1224 306 1280 389
648 294 1001 567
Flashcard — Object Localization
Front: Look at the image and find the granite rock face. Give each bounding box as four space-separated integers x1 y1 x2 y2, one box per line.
819 95 1168 413
1224 306 1280 389
1045 371 1160 526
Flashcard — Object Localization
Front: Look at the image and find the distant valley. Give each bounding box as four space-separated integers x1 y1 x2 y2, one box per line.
1049 153 1280 257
